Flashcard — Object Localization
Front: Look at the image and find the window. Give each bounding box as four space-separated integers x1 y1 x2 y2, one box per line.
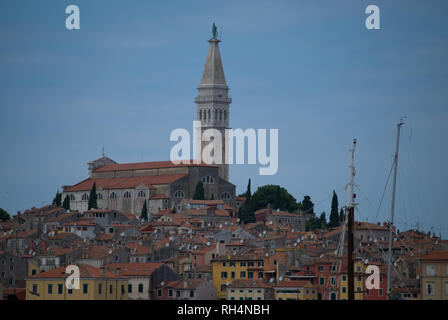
426 265 435 276
121 285 125 295
231 272 235 279
258 261 264 267
248 272 253 279
110 285 113 294
32 284 38 294
221 272 228 279
68 288 73 295
127 284 133 293
176 290 181 298
229 261 235 267
138 284 144 293
319 277 325 285
190 290 194 298
220 192 230 200
221 284 226 291
248 261 254 267
99 284 102 294
124 191 131 198
58 284 63 294
342 275 347 281
97 193 103 200
110 192 117 199
168 290 173 297
138 191 145 198
70 194 75 201
330 277 336 286
240 262 246 267
258 272 263 279
222 262 227 267
174 190 184 199
83 284 88 294
203 176 214 184
318 265 324 272
158 289 162 297
426 282 434 295
82 193 89 201
379 288 383 296
240 271 246 278
48 284 53 294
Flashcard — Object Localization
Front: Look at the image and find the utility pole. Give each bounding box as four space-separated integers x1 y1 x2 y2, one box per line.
347 139 357 300
386 119 404 300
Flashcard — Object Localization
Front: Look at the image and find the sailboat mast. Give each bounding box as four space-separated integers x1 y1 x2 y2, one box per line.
386 120 405 299
347 139 357 300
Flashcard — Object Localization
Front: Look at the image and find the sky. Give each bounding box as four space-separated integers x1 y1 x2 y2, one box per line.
0 0 447 237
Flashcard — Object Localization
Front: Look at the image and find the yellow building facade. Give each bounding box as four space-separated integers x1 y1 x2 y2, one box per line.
273 280 317 300
420 251 448 300
212 255 265 299
339 261 365 300
25 264 128 300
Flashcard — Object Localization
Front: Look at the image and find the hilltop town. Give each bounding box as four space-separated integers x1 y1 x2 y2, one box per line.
1 195 447 300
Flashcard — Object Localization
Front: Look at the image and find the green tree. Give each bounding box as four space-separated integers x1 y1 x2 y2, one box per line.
238 179 255 224
319 211 327 228
62 195 70 211
306 217 322 231
52 190 62 206
339 208 345 224
329 190 340 228
0 208 11 221
193 181 205 200
210 193 214 200
250 185 298 213
141 200 148 221
301 195 314 215
88 182 98 210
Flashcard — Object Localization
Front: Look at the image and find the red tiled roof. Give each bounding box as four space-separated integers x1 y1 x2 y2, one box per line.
105 262 164 277
420 250 448 261
27 264 120 279
93 160 216 173
65 174 186 192
151 194 169 199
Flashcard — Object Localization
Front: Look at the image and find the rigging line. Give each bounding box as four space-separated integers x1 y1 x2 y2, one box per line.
397 159 427 232
375 161 395 222
401 138 429 229
354 207 413 296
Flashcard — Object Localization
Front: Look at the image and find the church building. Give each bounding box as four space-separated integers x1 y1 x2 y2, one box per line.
61 26 236 218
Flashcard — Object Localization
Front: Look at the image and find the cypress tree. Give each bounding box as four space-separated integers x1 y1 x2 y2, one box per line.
141 200 148 221
238 179 255 224
329 190 340 228
210 193 214 200
193 181 205 200
62 195 70 211
52 190 62 206
339 208 345 224
319 211 327 228
88 182 98 210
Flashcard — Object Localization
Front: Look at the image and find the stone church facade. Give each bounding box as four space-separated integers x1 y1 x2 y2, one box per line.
61 29 235 218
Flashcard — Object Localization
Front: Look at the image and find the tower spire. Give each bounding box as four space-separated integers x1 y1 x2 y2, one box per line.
195 24 232 181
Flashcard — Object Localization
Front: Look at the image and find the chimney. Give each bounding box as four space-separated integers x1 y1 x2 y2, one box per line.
100 267 105 276
115 267 121 277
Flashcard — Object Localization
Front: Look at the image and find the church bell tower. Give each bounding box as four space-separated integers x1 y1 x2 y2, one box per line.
195 23 232 181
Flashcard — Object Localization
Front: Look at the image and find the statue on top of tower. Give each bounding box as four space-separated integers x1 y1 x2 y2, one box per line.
212 23 218 39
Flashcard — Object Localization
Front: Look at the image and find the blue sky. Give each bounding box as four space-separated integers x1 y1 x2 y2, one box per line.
0 0 447 237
